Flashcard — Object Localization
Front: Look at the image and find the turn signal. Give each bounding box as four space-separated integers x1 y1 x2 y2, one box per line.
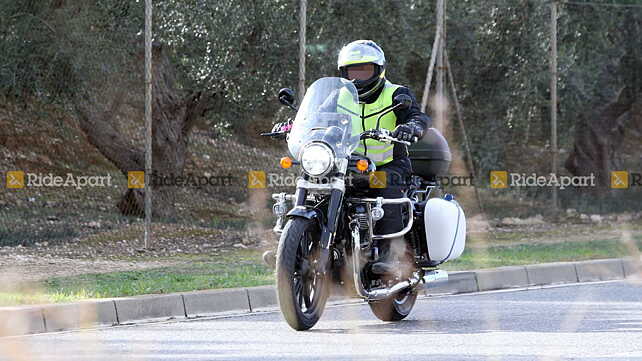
280 157 293 169
356 159 369 172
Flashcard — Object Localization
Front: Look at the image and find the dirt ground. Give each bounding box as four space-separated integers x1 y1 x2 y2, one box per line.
1 213 641 283
0 222 278 282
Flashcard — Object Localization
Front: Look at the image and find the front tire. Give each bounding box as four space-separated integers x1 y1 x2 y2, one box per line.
276 218 329 331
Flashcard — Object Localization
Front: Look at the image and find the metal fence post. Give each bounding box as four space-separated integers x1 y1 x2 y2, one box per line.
550 0 559 211
144 0 153 248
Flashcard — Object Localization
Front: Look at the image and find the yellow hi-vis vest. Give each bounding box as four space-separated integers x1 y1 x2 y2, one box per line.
337 81 401 166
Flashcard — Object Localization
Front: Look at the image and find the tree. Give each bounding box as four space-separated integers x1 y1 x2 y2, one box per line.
563 4 642 187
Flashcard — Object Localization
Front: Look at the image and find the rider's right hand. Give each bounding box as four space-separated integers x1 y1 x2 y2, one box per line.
392 123 420 143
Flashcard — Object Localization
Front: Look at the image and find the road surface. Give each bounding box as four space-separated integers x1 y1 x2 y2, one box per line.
2 281 641 361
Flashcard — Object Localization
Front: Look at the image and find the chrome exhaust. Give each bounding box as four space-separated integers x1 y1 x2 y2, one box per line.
350 224 448 301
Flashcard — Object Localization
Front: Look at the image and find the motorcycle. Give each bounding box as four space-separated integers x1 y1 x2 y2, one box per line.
261 77 466 331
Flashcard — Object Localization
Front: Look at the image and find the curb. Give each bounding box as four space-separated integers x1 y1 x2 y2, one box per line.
475 265 530 291
183 288 250 317
42 300 118 332
1 256 639 337
114 294 186 324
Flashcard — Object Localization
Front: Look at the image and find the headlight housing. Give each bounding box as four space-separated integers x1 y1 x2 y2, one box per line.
300 142 334 177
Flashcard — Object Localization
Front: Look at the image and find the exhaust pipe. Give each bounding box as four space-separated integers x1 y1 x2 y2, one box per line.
350 224 448 301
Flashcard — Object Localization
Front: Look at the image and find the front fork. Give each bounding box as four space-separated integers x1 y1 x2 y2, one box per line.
316 188 343 273
274 184 344 275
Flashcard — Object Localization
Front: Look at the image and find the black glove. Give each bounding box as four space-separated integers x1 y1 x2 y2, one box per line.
392 122 422 142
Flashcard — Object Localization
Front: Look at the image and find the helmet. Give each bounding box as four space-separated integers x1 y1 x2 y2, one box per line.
337 40 386 100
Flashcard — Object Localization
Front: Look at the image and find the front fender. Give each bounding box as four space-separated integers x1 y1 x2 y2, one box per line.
286 207 327 238
286 206 320 220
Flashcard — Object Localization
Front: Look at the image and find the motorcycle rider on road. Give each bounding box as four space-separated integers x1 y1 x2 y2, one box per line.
272 40 432 273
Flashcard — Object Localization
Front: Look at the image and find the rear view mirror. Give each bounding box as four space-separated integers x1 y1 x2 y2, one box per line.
393 94 412 110
278 88 296 108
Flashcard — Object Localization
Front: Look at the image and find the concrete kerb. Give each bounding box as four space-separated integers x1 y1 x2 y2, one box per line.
0 257 637 337
525 261 579 286
475 265 530 291
621 256 642 279
114 294 186 324
574 258 625 282
183 287 250 318
42 300 118 332
246 285 278 312
0 306 45 337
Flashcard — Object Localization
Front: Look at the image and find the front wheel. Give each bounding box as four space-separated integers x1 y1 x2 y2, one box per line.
368 289 418 321
276 218 329 331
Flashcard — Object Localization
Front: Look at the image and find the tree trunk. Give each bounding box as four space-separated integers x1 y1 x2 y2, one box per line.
74 43 216 219
565 87 640 188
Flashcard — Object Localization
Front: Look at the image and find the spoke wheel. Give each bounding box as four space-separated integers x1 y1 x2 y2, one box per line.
276 218 329 331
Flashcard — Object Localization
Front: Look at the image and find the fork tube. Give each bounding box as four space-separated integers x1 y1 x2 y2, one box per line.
294 187 307 207
317 189 343 273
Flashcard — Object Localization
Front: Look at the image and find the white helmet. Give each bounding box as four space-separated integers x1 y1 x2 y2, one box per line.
337 40 386 99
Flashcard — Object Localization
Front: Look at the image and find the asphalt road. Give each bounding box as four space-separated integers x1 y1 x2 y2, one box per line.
2 281 641 361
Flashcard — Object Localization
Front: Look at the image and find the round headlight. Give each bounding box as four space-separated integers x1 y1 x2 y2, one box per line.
300 143 333 176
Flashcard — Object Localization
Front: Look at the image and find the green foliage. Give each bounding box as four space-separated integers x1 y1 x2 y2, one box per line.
2 0 640 172
0 0 142 101
155 0 300 129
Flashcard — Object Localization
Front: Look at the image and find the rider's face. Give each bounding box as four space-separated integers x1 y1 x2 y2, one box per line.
346 64 375 80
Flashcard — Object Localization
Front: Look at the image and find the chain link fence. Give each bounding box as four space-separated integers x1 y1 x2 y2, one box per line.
1 0 641 251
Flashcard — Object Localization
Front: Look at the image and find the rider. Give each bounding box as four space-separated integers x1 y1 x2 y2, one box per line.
270 40 432 273
335 40 432 273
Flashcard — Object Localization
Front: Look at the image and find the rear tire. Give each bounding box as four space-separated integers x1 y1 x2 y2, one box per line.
276 218 329 331
368 290 418 321
368 237 418 322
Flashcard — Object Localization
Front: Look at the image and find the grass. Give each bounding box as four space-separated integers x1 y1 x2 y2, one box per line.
0 249 273 307
2 237 641 307
442 237 642 271
0 290 96 307
42 261 272 299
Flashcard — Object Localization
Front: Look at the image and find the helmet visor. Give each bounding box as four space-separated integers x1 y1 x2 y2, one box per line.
346 64 375 81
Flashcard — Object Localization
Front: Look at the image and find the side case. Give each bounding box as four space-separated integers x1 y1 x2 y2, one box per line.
423 198 466 264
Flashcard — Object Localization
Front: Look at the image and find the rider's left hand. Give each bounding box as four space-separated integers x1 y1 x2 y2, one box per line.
392 123 419 142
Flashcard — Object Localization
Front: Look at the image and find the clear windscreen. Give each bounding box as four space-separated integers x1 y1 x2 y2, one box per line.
287 77 362 160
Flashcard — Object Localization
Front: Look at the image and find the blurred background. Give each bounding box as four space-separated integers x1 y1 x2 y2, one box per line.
0 0 640 308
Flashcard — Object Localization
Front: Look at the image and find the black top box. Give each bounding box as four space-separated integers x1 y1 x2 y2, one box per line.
408 127 452 180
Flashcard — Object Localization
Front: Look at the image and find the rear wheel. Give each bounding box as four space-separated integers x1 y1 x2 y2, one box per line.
368 237 418 322
368 289 418 321
276 218 329 331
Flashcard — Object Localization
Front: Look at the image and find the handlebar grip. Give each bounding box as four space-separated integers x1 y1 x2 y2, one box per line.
260 132 286 137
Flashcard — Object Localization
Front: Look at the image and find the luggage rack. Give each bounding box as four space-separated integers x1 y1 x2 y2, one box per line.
408 175 443 201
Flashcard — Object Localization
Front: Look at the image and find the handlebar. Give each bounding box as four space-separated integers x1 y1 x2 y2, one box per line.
263 127 417 145
260 131 288 137
360 129 415 146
